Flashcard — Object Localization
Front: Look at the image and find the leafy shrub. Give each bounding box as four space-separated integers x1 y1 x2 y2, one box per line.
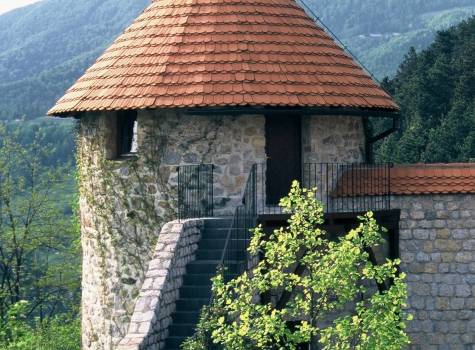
183 182 411 350
0 301 80 350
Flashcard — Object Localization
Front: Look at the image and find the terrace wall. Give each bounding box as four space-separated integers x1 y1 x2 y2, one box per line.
393 194 475 349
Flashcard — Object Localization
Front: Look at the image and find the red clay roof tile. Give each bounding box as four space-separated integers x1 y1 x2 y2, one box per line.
335 164 475 196
48 0 398 116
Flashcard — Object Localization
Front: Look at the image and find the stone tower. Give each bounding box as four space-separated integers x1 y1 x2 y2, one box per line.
48 0 398 349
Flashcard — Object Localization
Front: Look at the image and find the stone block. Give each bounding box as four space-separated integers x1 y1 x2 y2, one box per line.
439 285 455 297
455 252 473 263
450 298 465 310
435 228 450 239
410 211 425 220
435 297 450 310
414 229 430 239
434 240 462 252
462 240 475 251
416 252 430 262
424 263 438 274
455 284 471 297
438 263 450 273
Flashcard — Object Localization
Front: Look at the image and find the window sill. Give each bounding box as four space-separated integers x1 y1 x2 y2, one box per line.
108 153 138 162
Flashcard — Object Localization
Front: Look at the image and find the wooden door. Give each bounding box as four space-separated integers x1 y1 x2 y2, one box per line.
265 115 302 205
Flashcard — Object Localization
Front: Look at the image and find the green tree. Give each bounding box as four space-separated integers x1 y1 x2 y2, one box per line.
376 17 475 163
0 124 80 324
183 182 411 350
0 300 80 350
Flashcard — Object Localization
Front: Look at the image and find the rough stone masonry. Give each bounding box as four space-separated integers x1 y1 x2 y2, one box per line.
77 111 365 350
393 194 475 349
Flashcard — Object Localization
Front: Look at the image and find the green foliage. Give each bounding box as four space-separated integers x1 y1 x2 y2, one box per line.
307 0 475 78
0 123 80 323
375 17 475 163
0 301 80 350
183 182 411 350
4 118 77 166
0 0 148 121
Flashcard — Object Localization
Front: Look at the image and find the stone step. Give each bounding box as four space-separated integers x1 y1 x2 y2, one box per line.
172 311 201 324
204 218 233 229
180 286 212 299
200 228 230 239
198 239 226 250
169 323 197 337
186 261 220 274
164 335 186 349
186 261 241 274
195 249 246 261
198 238 249 250
175 298 209 312
195 249 222 261
183 273 216 286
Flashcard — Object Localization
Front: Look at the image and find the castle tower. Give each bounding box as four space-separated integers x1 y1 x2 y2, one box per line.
49 0 398 349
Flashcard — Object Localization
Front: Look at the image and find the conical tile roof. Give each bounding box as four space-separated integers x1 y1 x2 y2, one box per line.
48 0 399 116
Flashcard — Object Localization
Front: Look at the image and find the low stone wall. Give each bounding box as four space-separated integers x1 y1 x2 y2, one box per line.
393 194 475 349
117 219 203 350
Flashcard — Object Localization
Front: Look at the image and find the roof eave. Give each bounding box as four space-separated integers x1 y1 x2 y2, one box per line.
48 104 400 119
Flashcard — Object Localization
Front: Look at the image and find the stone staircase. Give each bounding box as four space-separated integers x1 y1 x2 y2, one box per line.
163 217 244 350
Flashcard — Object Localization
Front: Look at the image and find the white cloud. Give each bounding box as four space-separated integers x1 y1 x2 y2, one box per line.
0 0 42 15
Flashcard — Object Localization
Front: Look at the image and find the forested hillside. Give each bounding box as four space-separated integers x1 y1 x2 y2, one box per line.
0 0 148 121
309 0 475 78
375 17 475 163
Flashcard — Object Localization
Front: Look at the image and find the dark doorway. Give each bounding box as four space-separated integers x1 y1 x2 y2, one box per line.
265 115 302 205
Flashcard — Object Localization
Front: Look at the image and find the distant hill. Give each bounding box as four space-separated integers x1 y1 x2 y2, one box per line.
306 0 475 78
375 16 475 163
0 0 474 121
0 0 148 121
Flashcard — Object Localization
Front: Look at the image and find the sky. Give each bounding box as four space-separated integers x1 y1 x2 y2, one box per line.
0 0 42 15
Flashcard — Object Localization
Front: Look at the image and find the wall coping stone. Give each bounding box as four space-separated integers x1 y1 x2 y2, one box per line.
117 219 204 350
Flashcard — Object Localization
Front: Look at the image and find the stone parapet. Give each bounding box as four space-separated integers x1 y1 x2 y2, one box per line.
117 219 203 350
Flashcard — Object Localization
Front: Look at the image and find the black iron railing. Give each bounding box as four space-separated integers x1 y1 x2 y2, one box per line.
220 164 258 281
249 162 393 215
304 162 392 213
177 164 214 220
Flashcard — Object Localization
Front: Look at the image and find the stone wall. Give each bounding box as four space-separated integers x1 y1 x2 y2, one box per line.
393 194 475 349
301 115 366 206
142 110 267 214
302 115 365 163
117 219 203 350
78 111 267 349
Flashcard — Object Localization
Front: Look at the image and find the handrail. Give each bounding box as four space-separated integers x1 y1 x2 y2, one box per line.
177 163 214 220
219 164 258 282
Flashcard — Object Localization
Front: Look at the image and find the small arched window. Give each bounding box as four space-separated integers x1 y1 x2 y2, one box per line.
117 110 138 156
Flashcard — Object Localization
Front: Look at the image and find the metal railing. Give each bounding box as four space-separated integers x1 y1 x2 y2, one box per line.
304 162 392 213
177 164 214 220
177 162 392 220
251 162 392 215
218 162 392 280
220 164 258 281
